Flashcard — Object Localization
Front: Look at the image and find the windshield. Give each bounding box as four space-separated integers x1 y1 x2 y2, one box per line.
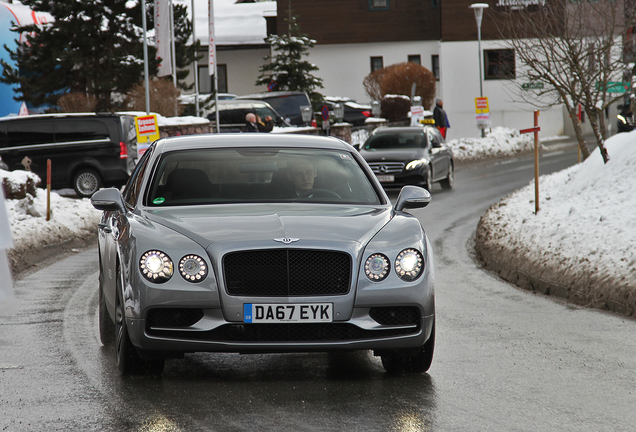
146 148 381 206
363 132 428 150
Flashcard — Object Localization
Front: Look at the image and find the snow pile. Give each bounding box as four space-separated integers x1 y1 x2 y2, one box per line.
447 127 536 161
479 130 636 310
1 169 101 255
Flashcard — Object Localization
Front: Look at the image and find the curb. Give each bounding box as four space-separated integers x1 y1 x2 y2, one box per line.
10 234 97 280
474 211 636 318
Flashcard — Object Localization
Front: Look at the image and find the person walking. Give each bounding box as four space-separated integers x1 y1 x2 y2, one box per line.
433 98 450 138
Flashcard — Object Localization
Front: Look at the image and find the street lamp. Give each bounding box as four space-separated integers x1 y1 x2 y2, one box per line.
470 3 489 137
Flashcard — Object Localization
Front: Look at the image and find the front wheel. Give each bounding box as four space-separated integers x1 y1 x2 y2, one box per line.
381 320 435 374
115 268 164 375
98 277 115 346
440 163 454 189
73 168 102 198
423 169 433 192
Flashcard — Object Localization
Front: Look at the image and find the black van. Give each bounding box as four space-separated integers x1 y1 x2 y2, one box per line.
0 113 136 197
206 100 290 132
235 91 312 126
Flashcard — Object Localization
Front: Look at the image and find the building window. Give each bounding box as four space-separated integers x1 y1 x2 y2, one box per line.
408 55 421 65
198 64 228 93
431 55 439 80
370 56 384 72
369 0 389 11
484 49 515 80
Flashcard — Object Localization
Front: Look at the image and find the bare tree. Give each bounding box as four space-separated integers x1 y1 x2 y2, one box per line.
493 0 635 163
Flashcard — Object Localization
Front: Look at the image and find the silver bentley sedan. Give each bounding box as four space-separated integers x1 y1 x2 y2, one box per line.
91 133 435 375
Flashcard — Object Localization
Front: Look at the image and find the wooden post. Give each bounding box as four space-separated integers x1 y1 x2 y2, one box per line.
519 112 541 214
533 111 539 214
46 159 51 221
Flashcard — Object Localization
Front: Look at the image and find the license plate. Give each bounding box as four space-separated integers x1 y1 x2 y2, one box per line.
376 175 394 182
244 303 333 323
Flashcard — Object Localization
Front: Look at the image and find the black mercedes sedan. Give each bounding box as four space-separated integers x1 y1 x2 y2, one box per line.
358 126 454 191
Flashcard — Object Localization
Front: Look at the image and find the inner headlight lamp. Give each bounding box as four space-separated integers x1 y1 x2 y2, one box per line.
179 255 208 282
140 250 174 283
365 253 390 282
395 248 424 281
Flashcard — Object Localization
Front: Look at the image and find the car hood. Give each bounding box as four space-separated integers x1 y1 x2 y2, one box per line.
142 203 392 253
359 149 428 162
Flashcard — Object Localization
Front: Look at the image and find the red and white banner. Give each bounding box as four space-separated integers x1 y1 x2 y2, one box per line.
154 0 172 77
208 0 216 75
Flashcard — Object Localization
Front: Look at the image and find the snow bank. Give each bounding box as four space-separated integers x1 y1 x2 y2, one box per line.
447 127 537 161
477 130 636 315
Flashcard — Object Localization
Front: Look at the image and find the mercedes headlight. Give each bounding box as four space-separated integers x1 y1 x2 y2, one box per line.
406 159 427 170
395 248 424 281
179 255 208 282
365 253 390 281
140 250 174 283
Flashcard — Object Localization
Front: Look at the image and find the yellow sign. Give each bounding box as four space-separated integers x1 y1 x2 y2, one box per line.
475 97 489 114
135 115 160 143
135 115 161 158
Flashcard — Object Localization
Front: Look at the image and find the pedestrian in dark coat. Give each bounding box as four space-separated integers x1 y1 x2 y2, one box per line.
433 98 450 138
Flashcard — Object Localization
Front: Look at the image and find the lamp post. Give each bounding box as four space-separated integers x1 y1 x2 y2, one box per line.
470 3 489 137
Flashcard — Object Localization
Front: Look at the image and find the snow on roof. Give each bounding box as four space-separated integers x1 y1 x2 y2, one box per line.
174 0 276 46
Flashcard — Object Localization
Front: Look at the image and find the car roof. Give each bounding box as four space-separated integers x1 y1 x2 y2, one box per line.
0 112 128 123
372 126 433 134
236 91 307 99
154 133 353 153
214 99 276 107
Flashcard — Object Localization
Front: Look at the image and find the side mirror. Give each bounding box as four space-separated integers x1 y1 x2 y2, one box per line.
91 187 126 212
395 185 431 212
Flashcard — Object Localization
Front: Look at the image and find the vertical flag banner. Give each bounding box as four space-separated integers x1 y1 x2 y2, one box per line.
155 0 172 77
208 0 216 75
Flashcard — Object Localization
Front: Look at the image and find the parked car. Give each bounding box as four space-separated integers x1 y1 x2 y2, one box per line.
0 113 137 197
324 97 372 126
236 91 312 126
617 104 635 133
91 133 436 375
357 126 454 191
206 99 290 132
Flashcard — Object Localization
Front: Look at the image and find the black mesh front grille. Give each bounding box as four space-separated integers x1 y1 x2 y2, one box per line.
224 249 351 296
148 322 419 343
369 307 420 326
146 308 204 328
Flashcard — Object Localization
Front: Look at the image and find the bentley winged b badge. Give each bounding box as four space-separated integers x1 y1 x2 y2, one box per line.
273 238 300 244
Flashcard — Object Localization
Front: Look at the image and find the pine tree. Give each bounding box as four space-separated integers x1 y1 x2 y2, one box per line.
255 16 323 94
0 0 197 111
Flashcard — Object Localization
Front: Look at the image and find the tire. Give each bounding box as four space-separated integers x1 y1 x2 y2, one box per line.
423 169 433 192
115 267 165 375
440 163 454 189
381 320 435 374
98 278 115 346
73 168 102 198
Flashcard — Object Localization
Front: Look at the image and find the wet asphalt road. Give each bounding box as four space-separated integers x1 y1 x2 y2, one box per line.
1 140 635 431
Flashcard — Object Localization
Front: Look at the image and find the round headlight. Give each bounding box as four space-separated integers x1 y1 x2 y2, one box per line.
140 250 174 283
395 248 424 281
365 253 390 282
179 255 208 282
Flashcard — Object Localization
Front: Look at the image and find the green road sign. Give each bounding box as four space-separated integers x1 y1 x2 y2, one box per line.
522 82 544 90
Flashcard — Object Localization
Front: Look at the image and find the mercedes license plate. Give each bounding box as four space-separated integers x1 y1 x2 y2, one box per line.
244 303 333 323
376 175 394 182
